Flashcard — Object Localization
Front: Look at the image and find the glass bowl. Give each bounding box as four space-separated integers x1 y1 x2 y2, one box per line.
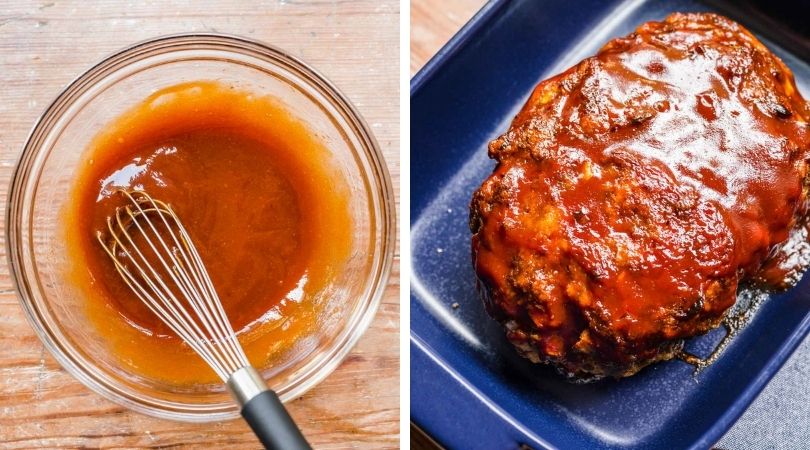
6 34 395 422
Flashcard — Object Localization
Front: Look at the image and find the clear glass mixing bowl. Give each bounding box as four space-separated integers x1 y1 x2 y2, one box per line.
6 34 395 422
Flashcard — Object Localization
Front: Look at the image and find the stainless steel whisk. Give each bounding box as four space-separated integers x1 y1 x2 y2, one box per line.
97 190 311 450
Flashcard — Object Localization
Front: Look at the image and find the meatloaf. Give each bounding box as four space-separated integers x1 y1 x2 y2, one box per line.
470 13 810 379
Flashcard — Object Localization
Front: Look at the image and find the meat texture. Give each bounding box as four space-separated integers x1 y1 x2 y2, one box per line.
470 13 810 379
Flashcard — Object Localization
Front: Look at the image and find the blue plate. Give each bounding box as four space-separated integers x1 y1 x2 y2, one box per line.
410 1 810 449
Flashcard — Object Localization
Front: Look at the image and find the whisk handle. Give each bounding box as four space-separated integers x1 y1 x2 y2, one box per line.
241 389 312 450
228 366 311 449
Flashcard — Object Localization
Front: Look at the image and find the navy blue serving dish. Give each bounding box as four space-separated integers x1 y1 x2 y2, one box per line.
410 0 810 449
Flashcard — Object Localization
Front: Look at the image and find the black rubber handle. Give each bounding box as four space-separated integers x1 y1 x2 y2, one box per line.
241 390 311 450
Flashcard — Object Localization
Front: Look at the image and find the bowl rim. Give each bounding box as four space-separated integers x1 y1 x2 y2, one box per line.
6 32 396 422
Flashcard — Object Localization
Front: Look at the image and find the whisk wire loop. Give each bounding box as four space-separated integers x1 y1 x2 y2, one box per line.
125 193 247 374
96 190 249 381
100 221 228 377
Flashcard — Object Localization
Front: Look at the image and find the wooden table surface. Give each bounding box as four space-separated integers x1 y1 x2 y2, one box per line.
410 1 484 449
410 0 485 76
0 1 399 448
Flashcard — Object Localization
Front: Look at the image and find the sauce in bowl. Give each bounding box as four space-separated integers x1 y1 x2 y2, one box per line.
63 81 351 385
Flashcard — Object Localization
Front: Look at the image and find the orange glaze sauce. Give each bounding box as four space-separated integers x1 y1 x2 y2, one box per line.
62 81 351 385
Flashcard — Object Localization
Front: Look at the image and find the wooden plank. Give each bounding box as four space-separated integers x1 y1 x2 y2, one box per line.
410 0 485 75
0 1 399 448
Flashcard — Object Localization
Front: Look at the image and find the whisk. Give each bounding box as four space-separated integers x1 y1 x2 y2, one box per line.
97 189 311 450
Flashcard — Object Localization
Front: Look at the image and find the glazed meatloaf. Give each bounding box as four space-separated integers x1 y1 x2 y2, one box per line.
470 13 810 379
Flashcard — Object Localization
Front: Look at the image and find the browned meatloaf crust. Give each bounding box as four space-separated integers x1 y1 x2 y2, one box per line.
470 12 810 380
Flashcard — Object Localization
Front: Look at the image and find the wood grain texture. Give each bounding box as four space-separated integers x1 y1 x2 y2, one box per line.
410 1 483 449
410 0 485 75
0 1 399 448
